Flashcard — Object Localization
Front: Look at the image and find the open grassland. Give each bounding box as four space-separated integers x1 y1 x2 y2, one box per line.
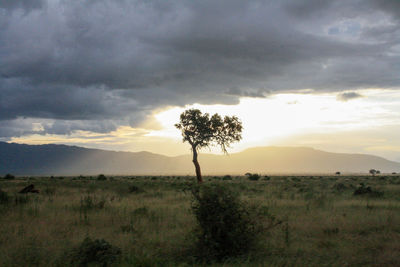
0 174 399 266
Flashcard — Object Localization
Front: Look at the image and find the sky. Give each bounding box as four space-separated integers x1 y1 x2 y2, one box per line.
1 0 400 161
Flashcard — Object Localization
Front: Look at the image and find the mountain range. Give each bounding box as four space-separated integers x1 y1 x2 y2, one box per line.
0 142 399 175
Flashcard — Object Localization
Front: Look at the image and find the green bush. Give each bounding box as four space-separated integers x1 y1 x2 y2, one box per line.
132 206 148 216
263 176 270 181
14 194 31 205
332 183 347 192
80 195 106 210
69 237 121 266
97 174 107 181
4 173 15 180
44 187 56 196
248 173 260 181
128 185 143 193
353 183 384 197
191 184 264 262
222 175 232 180
0 189 10 204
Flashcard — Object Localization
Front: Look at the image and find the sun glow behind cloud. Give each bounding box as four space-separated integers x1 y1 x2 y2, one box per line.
8 89 400 161
147 90 400 154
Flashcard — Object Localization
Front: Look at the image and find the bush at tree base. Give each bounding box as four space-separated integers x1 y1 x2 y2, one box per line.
190 184 267 262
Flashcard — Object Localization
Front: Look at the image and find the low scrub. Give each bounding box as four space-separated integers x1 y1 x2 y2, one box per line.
0 189 10 204
80 195 106 210
353 183 384 197
97 174 107 181
332 183 347 192
190 184 270 262
69 237 121 266
4 173 15 180
128 185 144 193
246 173 260 181
222 175 232 180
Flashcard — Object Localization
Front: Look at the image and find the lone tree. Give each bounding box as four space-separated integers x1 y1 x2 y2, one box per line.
369 169 377 176
175 109 242 183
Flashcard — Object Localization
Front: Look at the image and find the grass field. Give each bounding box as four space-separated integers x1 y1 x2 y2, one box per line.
0 174 399 266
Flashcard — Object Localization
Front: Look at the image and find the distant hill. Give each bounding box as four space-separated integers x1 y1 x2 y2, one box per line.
0 142 399 175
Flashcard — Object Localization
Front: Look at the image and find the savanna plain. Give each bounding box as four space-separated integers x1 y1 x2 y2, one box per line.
0 174 399 266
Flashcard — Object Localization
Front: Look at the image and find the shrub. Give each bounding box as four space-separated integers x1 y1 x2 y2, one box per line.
14 194 31 205
69 237 121 266
0 189 10 204
97 174 107 181
263 175 270 181
222 175 232 180
80 195 106 210
128 185 143 193
248 173 260 181
353 183 384 197
332 183 347 192
44 187 56 196
190 184 264 262
132 206 148 216
120 221 136 233
4 173 15 180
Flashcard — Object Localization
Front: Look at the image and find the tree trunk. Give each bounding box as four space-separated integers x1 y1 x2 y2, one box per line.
192 146 203 183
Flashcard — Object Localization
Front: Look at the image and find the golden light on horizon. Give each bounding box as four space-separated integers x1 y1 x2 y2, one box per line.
147 90 395 153
8 90 400 161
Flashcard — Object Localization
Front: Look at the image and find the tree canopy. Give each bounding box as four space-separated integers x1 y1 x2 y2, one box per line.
175 109 242 182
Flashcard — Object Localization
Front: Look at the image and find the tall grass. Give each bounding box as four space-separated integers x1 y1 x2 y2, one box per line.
0 175 398 266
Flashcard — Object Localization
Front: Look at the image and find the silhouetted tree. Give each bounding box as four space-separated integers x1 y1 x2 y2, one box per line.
335 171 341 176
369 169 377 176
175 109 242 183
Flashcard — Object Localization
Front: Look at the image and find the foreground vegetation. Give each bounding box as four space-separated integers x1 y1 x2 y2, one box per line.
0 174 399 266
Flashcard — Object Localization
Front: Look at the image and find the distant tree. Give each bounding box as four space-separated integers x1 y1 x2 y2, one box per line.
369 169 377 176
247 173 260 181
97 174 107 181
175 109 242 183
376 170 381 175
335 171 341 176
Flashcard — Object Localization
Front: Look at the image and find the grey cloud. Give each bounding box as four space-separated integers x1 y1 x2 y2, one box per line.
336 92 364 102
226 87 268 98
0 118 46 138
0 118 120 138
285 0 334 18
367 0 400 20
43 120 119 135
0 0 399 137
0 0 44 11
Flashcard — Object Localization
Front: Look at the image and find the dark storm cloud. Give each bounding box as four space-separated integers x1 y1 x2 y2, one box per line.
367 0 400 19
0 0 399 137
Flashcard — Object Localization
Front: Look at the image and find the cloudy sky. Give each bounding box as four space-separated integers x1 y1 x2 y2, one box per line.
1 0 400 161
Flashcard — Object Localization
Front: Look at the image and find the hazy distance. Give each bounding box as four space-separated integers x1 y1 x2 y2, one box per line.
1 142 398 176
